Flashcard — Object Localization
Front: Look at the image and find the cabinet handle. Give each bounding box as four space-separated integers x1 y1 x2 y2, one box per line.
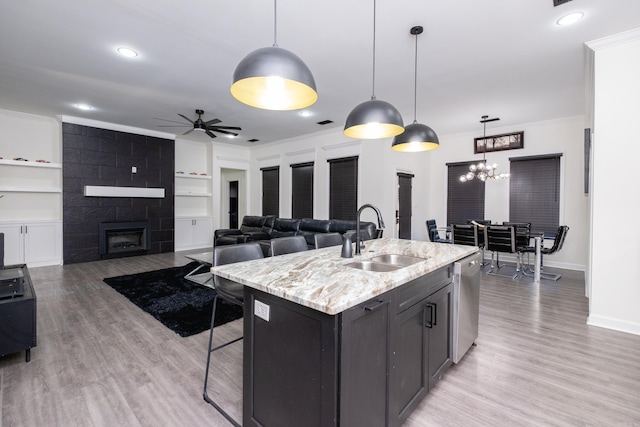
364 299 387 313
425 302 436 328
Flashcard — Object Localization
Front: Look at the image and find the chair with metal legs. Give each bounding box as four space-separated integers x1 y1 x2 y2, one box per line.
204 242 264 426
484 225 522 279
521 225 569 281
451 224 479 247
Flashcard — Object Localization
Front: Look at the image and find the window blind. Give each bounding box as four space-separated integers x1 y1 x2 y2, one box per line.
509 154 562 236
261 166 279 217
328 156 358 221
446 162 486 226
291 162 314 219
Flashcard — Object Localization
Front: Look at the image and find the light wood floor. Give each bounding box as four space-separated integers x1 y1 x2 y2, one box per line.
1 252 639 426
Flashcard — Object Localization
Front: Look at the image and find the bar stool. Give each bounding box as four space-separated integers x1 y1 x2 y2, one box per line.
270 235 309 256
204 242 264 426
314 232 343 249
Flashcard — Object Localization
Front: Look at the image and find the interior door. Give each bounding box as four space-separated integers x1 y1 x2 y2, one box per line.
229 180 238 229
397 173 414 239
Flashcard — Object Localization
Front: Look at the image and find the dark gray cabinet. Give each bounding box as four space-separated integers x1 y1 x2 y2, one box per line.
243 264 453 427
390 266 452 426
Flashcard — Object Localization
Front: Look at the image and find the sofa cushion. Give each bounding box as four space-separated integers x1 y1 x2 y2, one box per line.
297 218 333 248
239 215 268 234
269 218 300 239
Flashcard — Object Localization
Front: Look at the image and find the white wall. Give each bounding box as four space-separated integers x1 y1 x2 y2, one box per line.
587 30 640 335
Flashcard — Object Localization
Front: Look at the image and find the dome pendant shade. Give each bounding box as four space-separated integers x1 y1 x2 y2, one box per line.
344 98 404 139
391 121 439 152
231 46 318 110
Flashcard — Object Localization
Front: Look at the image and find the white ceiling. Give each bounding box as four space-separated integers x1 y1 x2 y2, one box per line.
1 0 639 146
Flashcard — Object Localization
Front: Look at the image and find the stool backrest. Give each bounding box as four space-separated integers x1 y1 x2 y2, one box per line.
270 235 309 256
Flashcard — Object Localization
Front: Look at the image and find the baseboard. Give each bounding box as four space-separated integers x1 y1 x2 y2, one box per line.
587 314 640 336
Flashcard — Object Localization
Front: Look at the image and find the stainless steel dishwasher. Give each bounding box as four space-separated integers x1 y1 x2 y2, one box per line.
452 251 482 363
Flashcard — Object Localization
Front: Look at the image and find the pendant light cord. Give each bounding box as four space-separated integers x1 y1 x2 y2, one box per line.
413 30 418 123
371 0 377 100
273 0 278 47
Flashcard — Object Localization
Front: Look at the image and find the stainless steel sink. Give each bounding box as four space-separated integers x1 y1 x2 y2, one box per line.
370 254 424 267
344 260 401 272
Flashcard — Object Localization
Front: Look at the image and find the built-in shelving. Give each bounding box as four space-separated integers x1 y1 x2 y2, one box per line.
0 158 62 169
0 186 61 193
175 173 211 180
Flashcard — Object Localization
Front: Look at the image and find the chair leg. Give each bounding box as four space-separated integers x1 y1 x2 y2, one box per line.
203 295 242 427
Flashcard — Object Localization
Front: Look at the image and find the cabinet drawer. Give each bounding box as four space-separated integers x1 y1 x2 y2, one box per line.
395 265 452 314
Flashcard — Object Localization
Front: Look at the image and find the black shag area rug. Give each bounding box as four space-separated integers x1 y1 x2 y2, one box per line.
103 262 243 337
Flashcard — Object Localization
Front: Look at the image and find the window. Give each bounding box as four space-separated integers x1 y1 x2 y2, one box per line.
446 162 485 226
261 166 279 216
328 156 358 220
509 154 562 236
291 162 314 218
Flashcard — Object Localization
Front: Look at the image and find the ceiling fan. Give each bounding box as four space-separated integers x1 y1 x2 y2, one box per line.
156 109 241 139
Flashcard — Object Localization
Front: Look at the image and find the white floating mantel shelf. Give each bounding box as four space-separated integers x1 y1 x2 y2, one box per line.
84 186 165 198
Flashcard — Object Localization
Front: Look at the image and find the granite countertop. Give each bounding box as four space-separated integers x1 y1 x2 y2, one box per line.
210 237 478 315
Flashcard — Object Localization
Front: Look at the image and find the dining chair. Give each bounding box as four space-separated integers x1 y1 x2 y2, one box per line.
484 225 521 279
204 242 264 426
269 235 309 256
521 225 569 281
314 232 343 249
451 224 479 247
426 219 451 243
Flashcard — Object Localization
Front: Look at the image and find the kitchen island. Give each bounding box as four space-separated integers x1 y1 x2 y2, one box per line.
211 238 478 427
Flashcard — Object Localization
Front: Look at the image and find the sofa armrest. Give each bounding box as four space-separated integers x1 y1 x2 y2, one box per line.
214 229 243 239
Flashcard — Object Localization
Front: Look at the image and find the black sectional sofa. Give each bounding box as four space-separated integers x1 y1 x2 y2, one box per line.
214 215 380 256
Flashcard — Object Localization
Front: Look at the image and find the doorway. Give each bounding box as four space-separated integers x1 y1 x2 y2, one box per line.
229 180 238 229
397 172 414 239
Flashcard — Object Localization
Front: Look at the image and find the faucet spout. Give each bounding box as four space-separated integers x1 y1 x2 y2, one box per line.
355 204 385 255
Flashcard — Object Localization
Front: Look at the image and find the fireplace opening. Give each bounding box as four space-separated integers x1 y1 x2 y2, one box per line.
99 221 151 259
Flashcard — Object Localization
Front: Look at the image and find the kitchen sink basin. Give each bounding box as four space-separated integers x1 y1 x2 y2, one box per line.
344 260 401 272
370 254 425 267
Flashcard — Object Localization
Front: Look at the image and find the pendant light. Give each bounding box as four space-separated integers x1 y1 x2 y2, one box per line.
391 26 439 152
231 0 317 110
460 116 510 182
344 0 404 139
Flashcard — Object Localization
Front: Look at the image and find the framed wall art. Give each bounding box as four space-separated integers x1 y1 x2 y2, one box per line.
474 131 524 153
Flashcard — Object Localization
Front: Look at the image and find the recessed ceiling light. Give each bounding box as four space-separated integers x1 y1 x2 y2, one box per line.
557 11 584 26
117 47 138 58
299 110 312 118
74 103 94 111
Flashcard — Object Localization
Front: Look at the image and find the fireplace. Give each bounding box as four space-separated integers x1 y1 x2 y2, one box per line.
99 221 151 259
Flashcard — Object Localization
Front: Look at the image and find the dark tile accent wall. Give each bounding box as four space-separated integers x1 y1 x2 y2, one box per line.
62 123 174 264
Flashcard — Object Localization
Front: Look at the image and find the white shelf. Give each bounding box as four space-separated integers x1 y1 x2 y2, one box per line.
175 191 212 197
84 185 165 198
0 186 61 193
0 158 61 169
175 173 211 180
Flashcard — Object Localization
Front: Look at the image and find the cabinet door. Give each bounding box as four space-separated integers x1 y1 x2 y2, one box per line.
426 282 453 390
0 223 24 265
174 218 194 251
192 217 213 247
24 222 61 266
340 297 391 427
391 295 429 425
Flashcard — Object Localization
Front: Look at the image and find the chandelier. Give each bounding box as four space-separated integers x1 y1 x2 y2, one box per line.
460 115 510 182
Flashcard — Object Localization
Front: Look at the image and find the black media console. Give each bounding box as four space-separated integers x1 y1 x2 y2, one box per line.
0 264 37 362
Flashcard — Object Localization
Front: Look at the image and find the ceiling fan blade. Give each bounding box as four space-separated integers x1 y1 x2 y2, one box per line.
204 118 221 126
209 125 242 131
211 129 239 136
205 130 217 139
178 113 195 124
182 128 195 135
155 117 189 125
